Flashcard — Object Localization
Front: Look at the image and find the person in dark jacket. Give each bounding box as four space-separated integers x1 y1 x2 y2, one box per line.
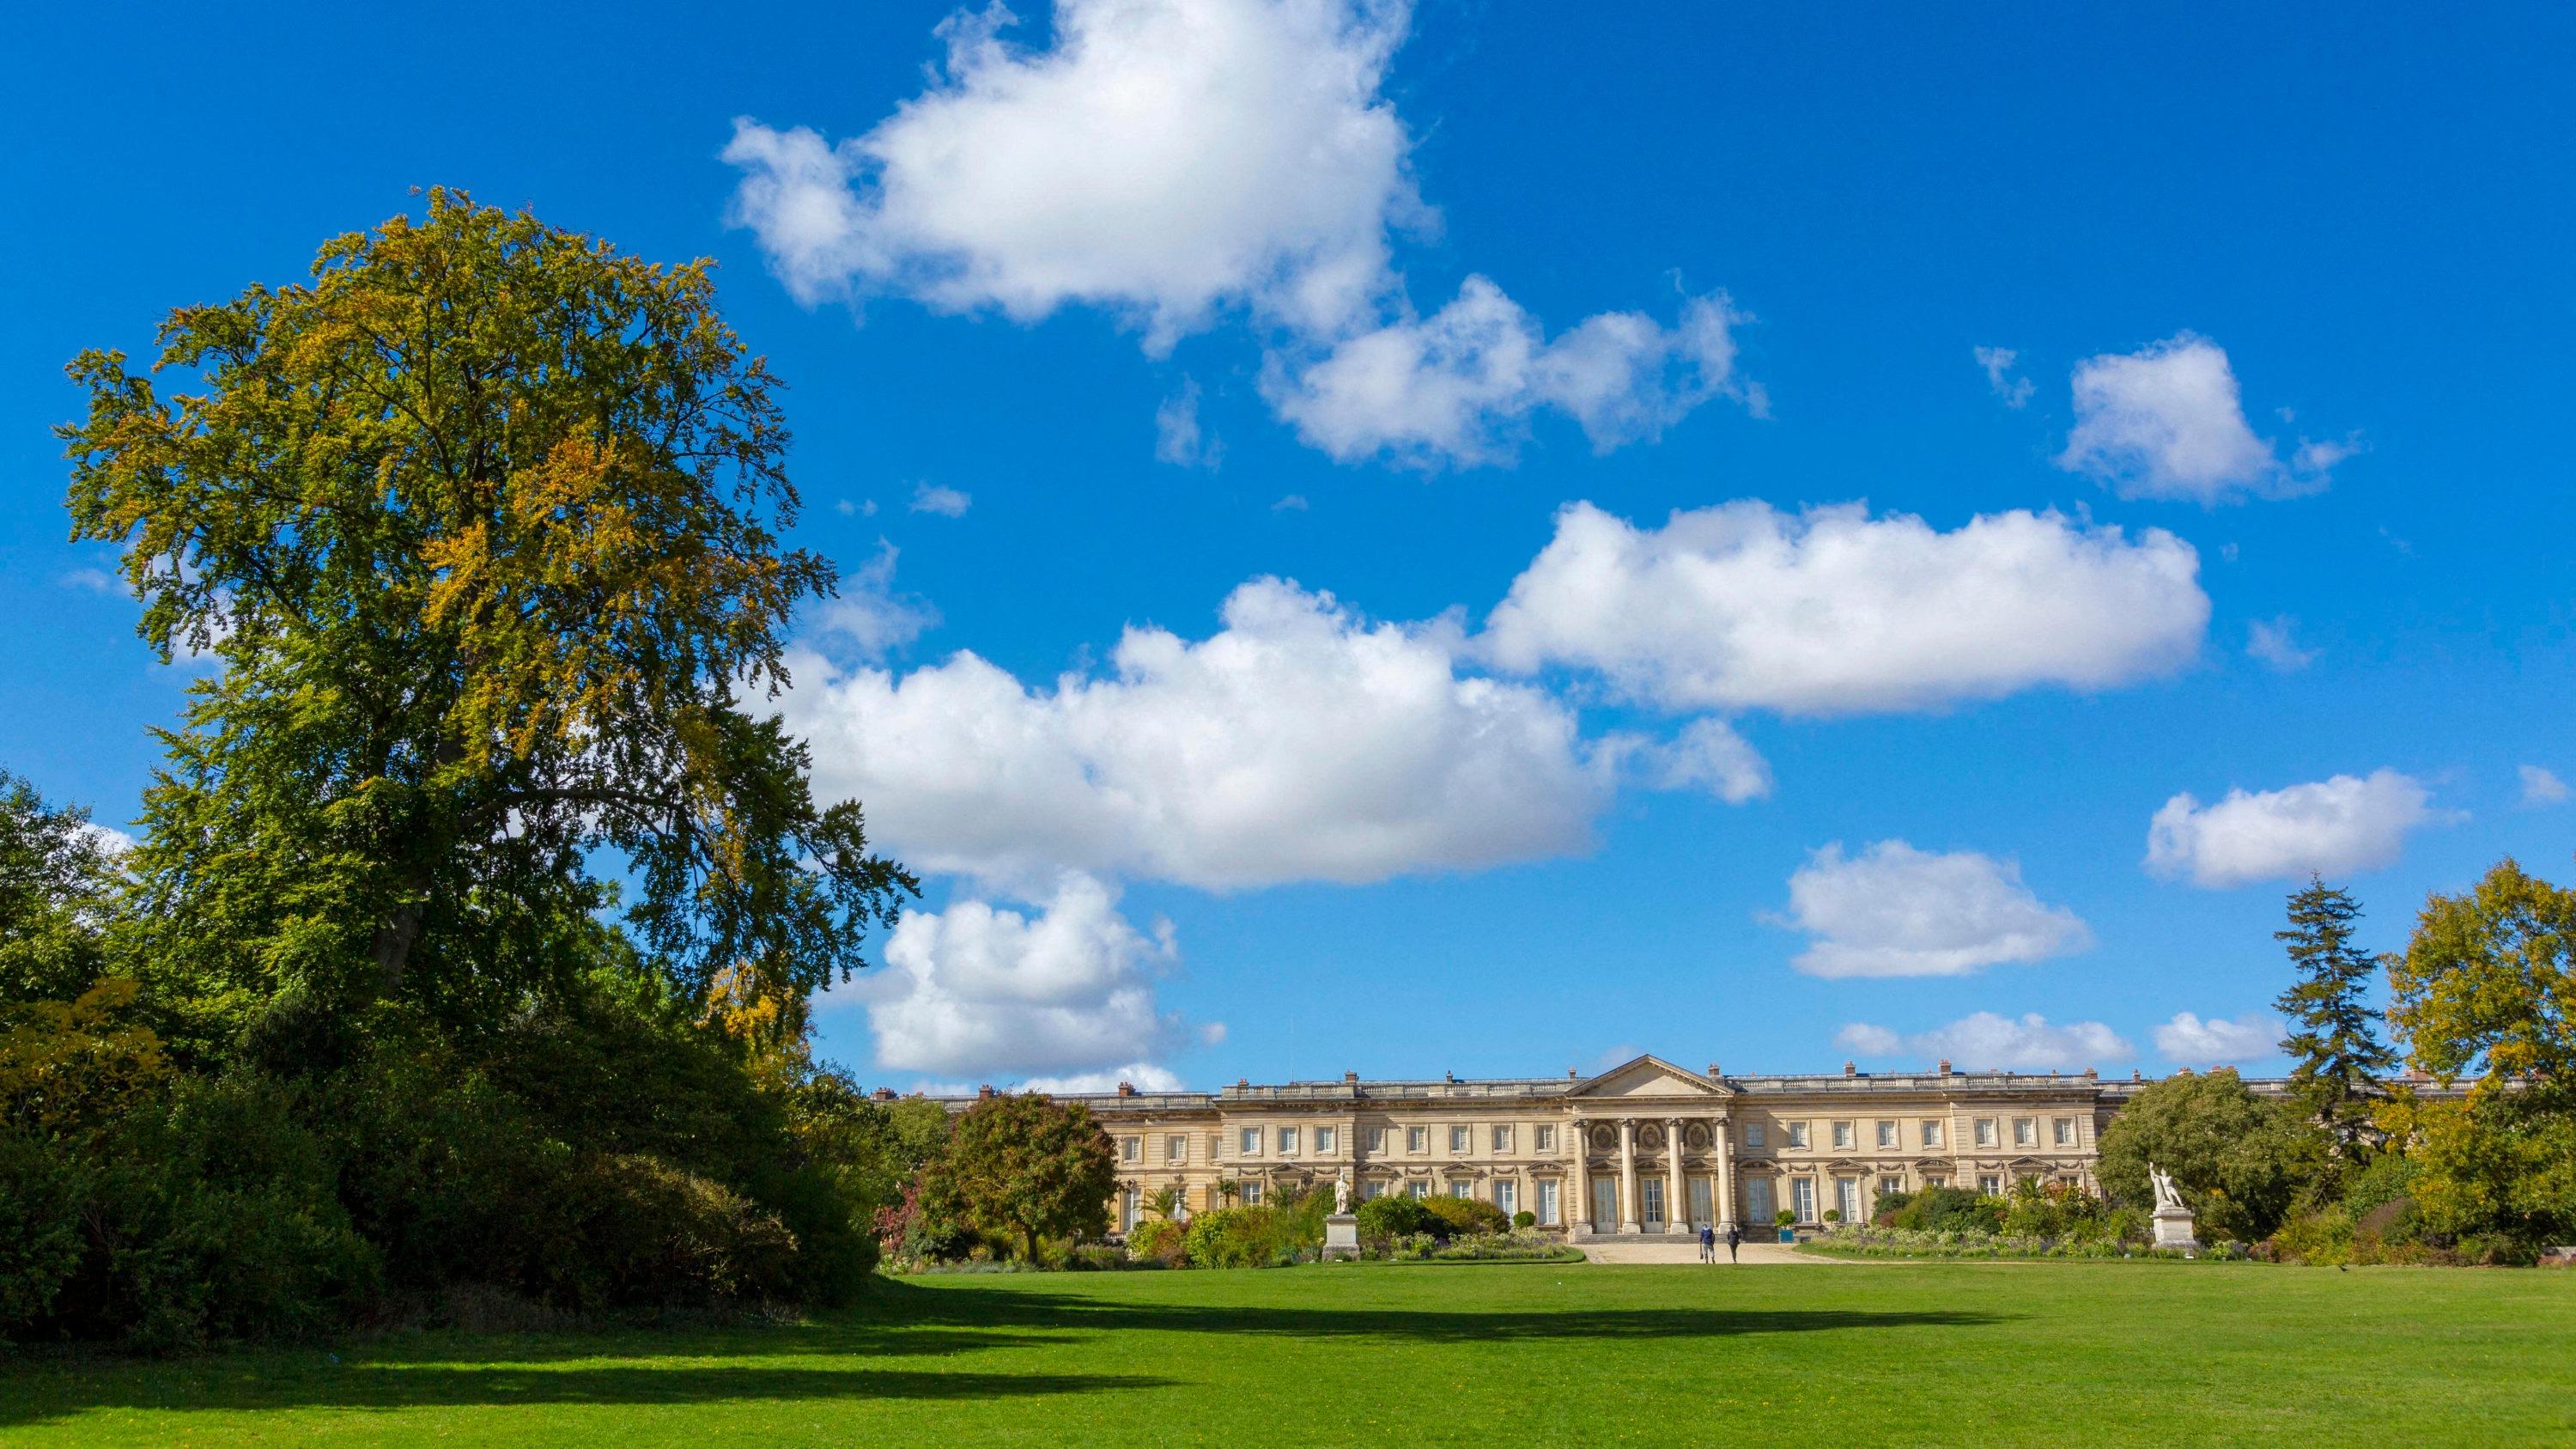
1724 1222 1741 1263
1698 1223 1716 1262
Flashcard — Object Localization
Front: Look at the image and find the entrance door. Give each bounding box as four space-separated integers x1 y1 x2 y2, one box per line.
1688 1175 1714 1229
1836 1177 1861 1224
1746 1177 1775 1225
1591 1178 1619 1230
1641 1178 1666 1231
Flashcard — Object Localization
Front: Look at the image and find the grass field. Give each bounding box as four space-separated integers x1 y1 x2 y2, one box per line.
7 1261 2573 1446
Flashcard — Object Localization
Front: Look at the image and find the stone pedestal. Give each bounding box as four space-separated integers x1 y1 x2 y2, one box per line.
2152 1205 2201 1254
1322 1214 1360 1261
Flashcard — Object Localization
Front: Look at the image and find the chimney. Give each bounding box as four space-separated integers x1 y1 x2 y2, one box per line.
1117 1081 1135 1098
1237 1077 1250 1087
2084 1068 2098 1081
1843 1061 1856 1077
976 1084 996 1100
1344 1069 1358 1084
2132 1068 2142 1081
1707 1062 1722 1080
871 1087 896 1102
1937 1058 1952 1075
1444 1070 1456 1083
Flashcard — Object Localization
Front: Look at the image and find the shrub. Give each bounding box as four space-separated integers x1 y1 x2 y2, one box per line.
1881 1185 2007 1234
1422 1195 1510 1238
1355 1194 1437 1240
1182 1206 1282 1269
1822 1209 1841 1224
1512 1210 1537 1229
1126 1217 1184 1265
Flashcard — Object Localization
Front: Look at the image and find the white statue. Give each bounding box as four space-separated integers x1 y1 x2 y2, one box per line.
1333 1172 1352 1215
2148 1163 2184 1213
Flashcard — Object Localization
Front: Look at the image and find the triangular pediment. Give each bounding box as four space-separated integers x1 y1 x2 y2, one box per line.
1564 1054 1731 1099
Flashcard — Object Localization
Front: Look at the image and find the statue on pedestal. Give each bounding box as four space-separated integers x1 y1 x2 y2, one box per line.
2149 1163 2184 1213
1333 1172 1352 1216
2147 1161 2200 1252
1322 1170 1360 1260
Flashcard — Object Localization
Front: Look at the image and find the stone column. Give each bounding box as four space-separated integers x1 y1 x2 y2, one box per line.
1570 1117 1589 1233
1715 1116 1737 1230
1666 1117 1687 1233
1618 1118 1641 1233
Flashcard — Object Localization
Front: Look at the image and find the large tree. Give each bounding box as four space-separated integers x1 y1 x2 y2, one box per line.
59 191 911 1038
2383 858 2576 1248
922 1093 1117 1263
0 770 125 1003
2272 876 2397 1169
2095 1068 2317 1244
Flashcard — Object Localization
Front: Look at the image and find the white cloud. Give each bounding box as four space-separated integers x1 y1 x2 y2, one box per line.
2245 615 2318 673
782 576 1625 891
808 541 939 659
1266 279 1755 467
1779 841 2092 979
2152 1011 2283 1065
60 568 123 595
1635 717 1771 804
2520 764 2568 806
1022 1062 1194 1093
1271 493 1309 512
1481 500 2208 715
723 0 1416 342
832 871 1216 1081
910 483 973 517
1836 1013 2135 1071
2146 769 2455 888
1154 379 1218 467
725 0 1753 466
78 822 137 856
1973 345 2032 408
2056 332 2343 504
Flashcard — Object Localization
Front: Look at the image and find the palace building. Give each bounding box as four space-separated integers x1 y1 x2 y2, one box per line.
935 1054 2190 1239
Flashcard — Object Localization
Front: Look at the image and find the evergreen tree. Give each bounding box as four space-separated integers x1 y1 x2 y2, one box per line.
2272 876 2398 1164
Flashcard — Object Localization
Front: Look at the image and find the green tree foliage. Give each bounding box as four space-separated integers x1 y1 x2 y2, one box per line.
0 770 124 1004
58 190 912 1045
2272 876 2398 1170
921 1093 1117 1263
2096 1068 2317 1243
2383 858 2576 1248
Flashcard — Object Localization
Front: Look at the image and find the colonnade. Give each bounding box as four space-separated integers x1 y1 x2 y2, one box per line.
1568 1113 1735 1236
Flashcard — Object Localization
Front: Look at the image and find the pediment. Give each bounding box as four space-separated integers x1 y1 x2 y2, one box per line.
1565 1054 1731 1100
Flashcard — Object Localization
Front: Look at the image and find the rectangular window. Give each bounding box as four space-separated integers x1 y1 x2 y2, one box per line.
1279 1127 1299 1154
1746 1176 1775 1225
1835 1178 1860 1222
2052 1117 2075 1147
1407 1126 1428 1153
1875 1120 1898 1148
1974 1118 1998 1148
1121 1135 1140 1163
1315 1127 1336 1154
2012 1117 2036 1147
1449 1126 1470 1154
1592 1177 1619 1227
1538 1178 1560 1226
1491 1125 1512 1153
1641 1178 1666 1227
1688 1175 1713 1227
1922 1120 1943 1148
1240 1128 1261 1156
1166 1135 1186 1162
1923 1176 1947 1190
1879 1175 1904 1198
1978 1174 2002 1196
1534 1124 1556 1151
1406 1179 1429 1200
1790 1178 1817 1222
1832 1121 1854 1149
1119 1189 1138 1231
1787 1122 1810 1148
1242 1181 1263 1206
1449 1179 1472 1199
1367 1127 1388 1154
1359 1179 1383 1201
1746 1123 1766 1149
1494 1179 1518 1216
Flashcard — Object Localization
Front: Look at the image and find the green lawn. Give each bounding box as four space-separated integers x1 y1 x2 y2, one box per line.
7 1261 2573 1446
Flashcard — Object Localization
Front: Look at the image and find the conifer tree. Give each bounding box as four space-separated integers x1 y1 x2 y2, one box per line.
2272 875 2398 1165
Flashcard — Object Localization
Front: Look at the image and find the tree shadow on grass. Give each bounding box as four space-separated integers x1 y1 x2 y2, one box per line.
0 1364 1173 1429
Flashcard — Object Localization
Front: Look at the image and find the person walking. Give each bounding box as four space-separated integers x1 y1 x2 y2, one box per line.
1725 1221 1741 1263
1698 1223 1716 1263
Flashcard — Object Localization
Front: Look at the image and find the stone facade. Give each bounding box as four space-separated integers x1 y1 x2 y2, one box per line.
940 1054 2190 1239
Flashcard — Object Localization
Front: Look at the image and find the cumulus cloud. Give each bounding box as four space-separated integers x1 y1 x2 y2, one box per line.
725 0 1755 466
1154 379 1218 468
831 872 1217 1081
2520 764 2568 807
1633 717 1771 804
1480 501 2208 715
783 576 1633 891
2245 615 2318 673
1836 1013 2134 1071
2152 1011 2283 1065
1974 345 2032 407
1266 280 1755 467
2056 332 2346 504
1778 840 2092 979
2146 769 2455 888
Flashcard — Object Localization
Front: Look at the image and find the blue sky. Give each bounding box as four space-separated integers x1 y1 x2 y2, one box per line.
5 1 2570 1091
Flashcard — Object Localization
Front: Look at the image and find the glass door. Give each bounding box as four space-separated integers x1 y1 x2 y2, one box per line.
1591 1178 1619 1230
1641 1178 1666 1231
1836 1177 1860 1223
1746 1176 1775 1225
1688 1175 1714 1229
